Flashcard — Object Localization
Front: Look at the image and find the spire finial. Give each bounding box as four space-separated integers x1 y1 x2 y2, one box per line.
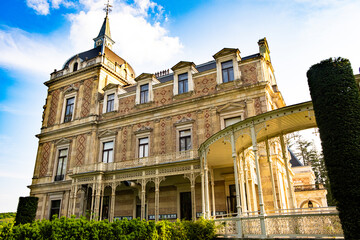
104 0 112 17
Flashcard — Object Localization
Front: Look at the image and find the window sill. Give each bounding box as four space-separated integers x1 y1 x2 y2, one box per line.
173 90 194 100
216 78 242 91
135 101 154 109
102 110 118 117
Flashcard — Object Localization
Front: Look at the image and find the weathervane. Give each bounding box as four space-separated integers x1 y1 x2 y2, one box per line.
104 0 112 17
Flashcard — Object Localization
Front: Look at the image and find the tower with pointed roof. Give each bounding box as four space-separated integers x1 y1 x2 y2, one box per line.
93 9 115 50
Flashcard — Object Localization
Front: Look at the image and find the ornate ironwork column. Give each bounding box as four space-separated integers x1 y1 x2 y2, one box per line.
230 131 242 215
280 134 295 209
203 150 210 219
250 124 267 237
201 152 205 217
239 151 248 214
265 138 278 210
210 168 216 217
154 176 165 222
110 184 116 222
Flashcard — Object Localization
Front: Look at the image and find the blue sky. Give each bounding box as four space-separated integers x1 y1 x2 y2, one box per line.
0 0 359 212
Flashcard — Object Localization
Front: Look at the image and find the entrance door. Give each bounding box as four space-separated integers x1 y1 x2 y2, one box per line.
180 192 192 220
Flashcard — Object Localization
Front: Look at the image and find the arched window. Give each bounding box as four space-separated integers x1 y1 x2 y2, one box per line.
73 62 78 72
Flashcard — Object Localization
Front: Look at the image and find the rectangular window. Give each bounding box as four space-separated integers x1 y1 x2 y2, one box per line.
140 84 149 104
64 97 75 122
221 60 234 83
138 137 149 158
50 200 61 219
224 116 242 128
106 93 115 112
179 130 192 151
102 141 114 163
55 149 68 181
178 73 188 94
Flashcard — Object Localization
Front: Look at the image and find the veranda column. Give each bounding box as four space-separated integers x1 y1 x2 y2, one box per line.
154 176 165 222
239 152 248 214
99 186 104 220
94 183 101 220
243 159 252 212
203 150 210 219
185 170 197 221
230 131 241 215
279 134 295 209
265 138 278 210
110 184 116 222
141 179 147 220
201 153 206 217
90 184 95 220
250 125 266 236
210 168 216 217
72 184 78 216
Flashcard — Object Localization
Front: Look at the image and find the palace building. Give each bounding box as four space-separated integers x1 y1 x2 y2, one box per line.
29 12 328 224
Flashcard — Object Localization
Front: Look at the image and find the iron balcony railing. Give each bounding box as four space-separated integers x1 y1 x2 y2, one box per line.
73 149 198 174
294 184 326 192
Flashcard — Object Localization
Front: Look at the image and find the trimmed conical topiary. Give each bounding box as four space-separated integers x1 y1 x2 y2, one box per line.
307 58 360 239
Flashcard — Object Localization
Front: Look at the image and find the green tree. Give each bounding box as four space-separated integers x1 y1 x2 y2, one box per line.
307 57 360 239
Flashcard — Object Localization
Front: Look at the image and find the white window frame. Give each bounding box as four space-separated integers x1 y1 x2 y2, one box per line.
220 110 245 130
135 132 151 159
175 123 193 152
99 136 116 163
61 92 77 123
48 193 63 219
173 67 196 96
102 89 118 113
215 55 241 85
135 81 154 104
52 143 70 182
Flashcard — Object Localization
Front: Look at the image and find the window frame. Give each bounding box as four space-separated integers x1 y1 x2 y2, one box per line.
52 143 70 182
61 92 77 123
102 141 114 163
106 93 115 112
135 131 151 159
140 84 149 104
221 60 234 83
178 73 189 94
175 122 193 153
54 148 68 181
219 110 244 130
48 193 63 219
99 136 116 163
179 129 192 151
138 137 149 158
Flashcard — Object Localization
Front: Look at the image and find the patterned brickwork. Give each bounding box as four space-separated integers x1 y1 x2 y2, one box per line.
75 134 86 166
241 62 258 85
160 119 166 154
81 79 93 118
121 127 128 161
204 109 212 139
119 95 136 115
194 73 217 97
47 90 60 126
154 85 173 106
39 142 50 177
254 97 262 115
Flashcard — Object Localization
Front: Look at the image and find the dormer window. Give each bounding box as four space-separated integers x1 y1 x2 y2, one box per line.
213 48 241 84
171 61 197 96
106 93 115 112
221 60 234 83
178 73 188 94
140 84 149 104
134 73 159 105
73 62 78 72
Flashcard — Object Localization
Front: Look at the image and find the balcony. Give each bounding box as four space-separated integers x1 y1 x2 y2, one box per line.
294 184 326 192
73 150 198 175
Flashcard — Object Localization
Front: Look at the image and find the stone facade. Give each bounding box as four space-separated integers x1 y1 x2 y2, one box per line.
29 16 327 221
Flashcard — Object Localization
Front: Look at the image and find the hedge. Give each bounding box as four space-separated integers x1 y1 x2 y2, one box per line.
0 217 216 240
307 57 360 239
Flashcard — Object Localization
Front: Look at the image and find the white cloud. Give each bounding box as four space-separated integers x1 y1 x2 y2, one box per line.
26 0 75 15
26 0 50 15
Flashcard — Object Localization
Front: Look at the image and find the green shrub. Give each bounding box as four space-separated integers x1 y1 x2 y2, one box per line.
14 197 38 226
307 57 360 239
0 217 216 240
